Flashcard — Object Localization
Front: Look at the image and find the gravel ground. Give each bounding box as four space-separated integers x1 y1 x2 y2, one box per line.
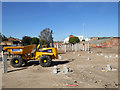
1 46 119 88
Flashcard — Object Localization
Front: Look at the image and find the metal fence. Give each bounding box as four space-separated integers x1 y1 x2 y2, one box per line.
54 43 90 52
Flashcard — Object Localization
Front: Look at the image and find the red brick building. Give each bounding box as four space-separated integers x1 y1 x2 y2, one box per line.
101 37 120 47
8 37 22 42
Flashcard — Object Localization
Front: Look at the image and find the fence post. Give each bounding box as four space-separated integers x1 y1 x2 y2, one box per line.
88 42 89 51
81 44 83 50
83 43 84 51
78 43 79 51
72 44 74 51
85 44 87 51
57 43 59 50
75 44 77 52
64 44 66 52
3 53 7 74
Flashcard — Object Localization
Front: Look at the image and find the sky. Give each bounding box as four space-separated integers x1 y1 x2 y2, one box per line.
2 2 118 41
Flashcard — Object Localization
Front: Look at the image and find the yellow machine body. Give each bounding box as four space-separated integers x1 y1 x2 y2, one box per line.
3 44 58 60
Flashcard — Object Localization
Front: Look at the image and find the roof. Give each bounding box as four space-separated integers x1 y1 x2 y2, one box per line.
8 37 22 41
81 38 111 44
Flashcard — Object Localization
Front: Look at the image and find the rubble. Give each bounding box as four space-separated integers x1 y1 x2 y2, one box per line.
68 68 73 72
35 67 39 70
58 54 62 59
116 55 118 58
104 56 108 58
111 69 117 71
101 53 103 55
89 71 92 74
62 65 69 74
107 64 112 71
109 55 112 58
73 52 75 54
52 66 59 74
74 80 77 83
94 81 98 83
91 66 95 68
88 57 91 60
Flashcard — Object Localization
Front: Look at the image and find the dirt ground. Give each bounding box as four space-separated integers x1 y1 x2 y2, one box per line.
1 46 118 88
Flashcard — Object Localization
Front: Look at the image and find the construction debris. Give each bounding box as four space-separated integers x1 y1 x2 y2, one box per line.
109 55 112 58
78 54 81 56
88 57 91 60
107 64 112 71
89 71 92 74
94 81 98 83
101 65 113 72
62 65 69 74
35 67 39 70
111 69 117 71
91 66 95 68
73 52 75 54
74 80 77 83
116 55 118 58
101 53 103 55
52 66 59 74
68 68 73 72
58 54 62 59
104 56 108 58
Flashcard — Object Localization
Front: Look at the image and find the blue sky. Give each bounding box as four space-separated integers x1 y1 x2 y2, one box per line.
2 2 118 41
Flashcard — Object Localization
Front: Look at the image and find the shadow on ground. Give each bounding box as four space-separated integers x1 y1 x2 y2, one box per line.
23 60 70 67
51 60 69 66
8 67 28 73
23 61 39 67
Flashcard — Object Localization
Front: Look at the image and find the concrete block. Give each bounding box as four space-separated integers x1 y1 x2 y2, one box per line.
52 66 58 74
97 54 99 55
88 57 91 60
101 53 103 55
107 65 112 71
105 56 108 58
62 65 69 74
116 55 118 58
58 54 62 59
73 52 75 54
109 55 112 58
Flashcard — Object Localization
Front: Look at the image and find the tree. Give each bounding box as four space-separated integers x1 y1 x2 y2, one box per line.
22 36 32 46
0 33 8 41
69 36 80 44
39 28 51 45
31 37 39 45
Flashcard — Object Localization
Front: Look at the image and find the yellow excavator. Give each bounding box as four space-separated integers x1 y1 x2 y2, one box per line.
3 30 58 68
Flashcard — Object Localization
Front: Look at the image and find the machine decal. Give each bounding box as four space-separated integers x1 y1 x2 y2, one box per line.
42 49 52 53
11 49 22 52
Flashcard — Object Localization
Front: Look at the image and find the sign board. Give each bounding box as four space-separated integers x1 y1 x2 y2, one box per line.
11 49 22 52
